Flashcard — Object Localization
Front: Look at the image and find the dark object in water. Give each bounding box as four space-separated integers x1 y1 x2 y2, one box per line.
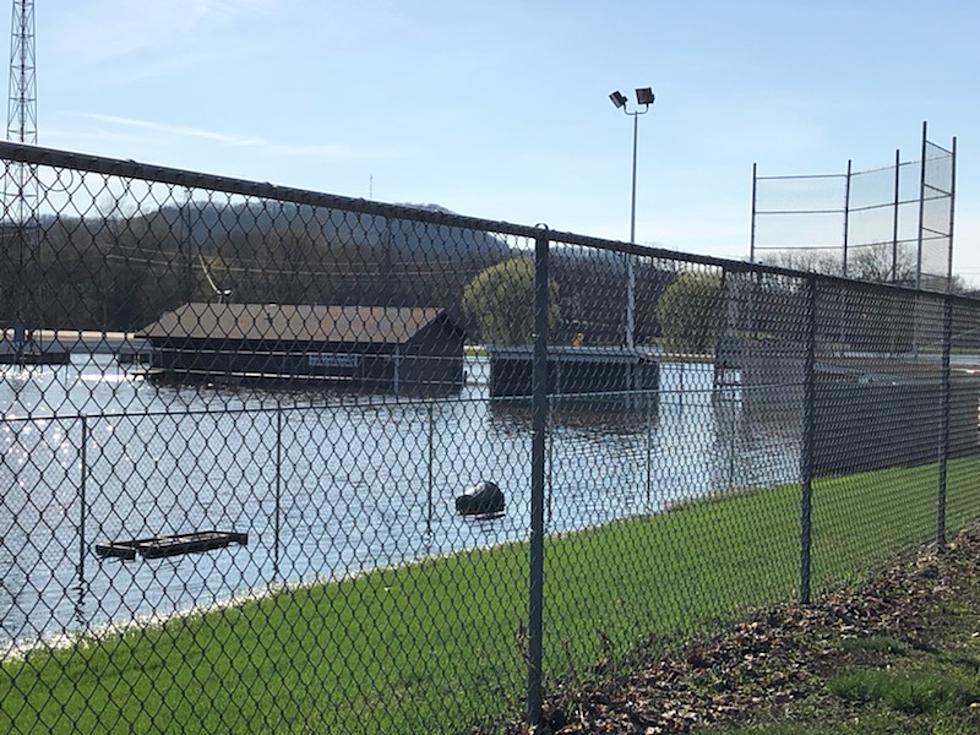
95 530 248 560
455 481 505 517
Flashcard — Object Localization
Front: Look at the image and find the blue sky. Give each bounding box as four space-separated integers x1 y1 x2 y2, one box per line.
36 0 980 279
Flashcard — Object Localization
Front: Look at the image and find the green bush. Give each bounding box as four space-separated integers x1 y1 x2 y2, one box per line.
655 271 723 354
462 258 559 346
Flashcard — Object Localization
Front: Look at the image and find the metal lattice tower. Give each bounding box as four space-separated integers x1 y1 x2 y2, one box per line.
5 0 36 229
7 0 36 145
5 0 37 336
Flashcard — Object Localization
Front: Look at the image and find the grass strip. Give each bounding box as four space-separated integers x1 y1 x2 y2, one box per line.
3 457 977 734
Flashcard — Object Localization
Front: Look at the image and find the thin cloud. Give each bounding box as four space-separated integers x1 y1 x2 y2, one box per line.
74 113 262 146
68 112 412 161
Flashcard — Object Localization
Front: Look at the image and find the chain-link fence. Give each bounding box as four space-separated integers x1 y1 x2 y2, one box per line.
751 122 956 292
1 142 978 734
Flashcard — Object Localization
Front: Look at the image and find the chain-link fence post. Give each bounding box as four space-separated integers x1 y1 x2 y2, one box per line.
727 386 737 490
547 404 553 526
645 390 652 509
678 361 684 403
800 274 817 605
526 230 550 728
274 408 282 577
427 403 435 535
937 296 952 548
78 415 88 592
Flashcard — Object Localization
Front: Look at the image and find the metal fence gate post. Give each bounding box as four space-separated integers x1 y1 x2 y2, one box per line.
937 296 952 548
800 274 817 605
526 230 550 727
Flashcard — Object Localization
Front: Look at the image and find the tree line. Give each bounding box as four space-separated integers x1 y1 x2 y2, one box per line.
2 200 973 355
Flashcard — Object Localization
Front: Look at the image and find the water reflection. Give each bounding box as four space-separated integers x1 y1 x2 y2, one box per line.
488 393 653 436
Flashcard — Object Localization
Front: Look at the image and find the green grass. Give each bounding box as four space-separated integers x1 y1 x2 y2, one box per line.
829 669 980 715
3 457 978 734
695 507 980 735
698 712 979 735
707 622 980 735
838 635 911 657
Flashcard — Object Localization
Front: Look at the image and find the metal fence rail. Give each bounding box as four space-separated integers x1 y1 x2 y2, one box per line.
1 141 978 734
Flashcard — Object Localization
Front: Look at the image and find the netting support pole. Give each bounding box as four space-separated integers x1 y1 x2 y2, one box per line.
947 137 957 289
937 296 951 549
526 230 550 727
891 148 900 283
800 274 817 605
749 163 759 263
842 159 852 278
916 121 927 291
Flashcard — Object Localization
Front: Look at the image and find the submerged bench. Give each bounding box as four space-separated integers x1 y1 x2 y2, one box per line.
95 531 248 561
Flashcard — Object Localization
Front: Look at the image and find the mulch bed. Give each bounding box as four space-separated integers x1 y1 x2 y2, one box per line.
503 525 980 734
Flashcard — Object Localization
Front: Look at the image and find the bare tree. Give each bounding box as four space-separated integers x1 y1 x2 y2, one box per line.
759 243 968 293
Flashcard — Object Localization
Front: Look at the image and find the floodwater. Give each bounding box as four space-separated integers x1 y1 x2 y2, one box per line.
0 355 802 649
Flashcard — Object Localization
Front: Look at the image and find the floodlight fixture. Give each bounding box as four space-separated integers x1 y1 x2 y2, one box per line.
635 87 655 106
609 91 627 109
607 83 657 350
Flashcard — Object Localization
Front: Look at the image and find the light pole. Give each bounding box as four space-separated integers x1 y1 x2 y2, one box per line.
609 87 654 350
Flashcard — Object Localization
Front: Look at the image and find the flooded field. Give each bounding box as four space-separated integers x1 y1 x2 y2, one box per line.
0 355 801 649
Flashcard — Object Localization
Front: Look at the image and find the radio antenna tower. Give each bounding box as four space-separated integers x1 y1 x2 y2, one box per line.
5 0 37 351
7 0 36 145
6 0 36 220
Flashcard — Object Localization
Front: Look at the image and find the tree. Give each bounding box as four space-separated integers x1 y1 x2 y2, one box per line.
655 272 723 354
847 243 911 284
462 258 559 346
760 243 972 294
758 249 845 277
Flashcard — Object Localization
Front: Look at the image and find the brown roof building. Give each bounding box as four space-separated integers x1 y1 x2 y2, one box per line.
139 303 466 393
